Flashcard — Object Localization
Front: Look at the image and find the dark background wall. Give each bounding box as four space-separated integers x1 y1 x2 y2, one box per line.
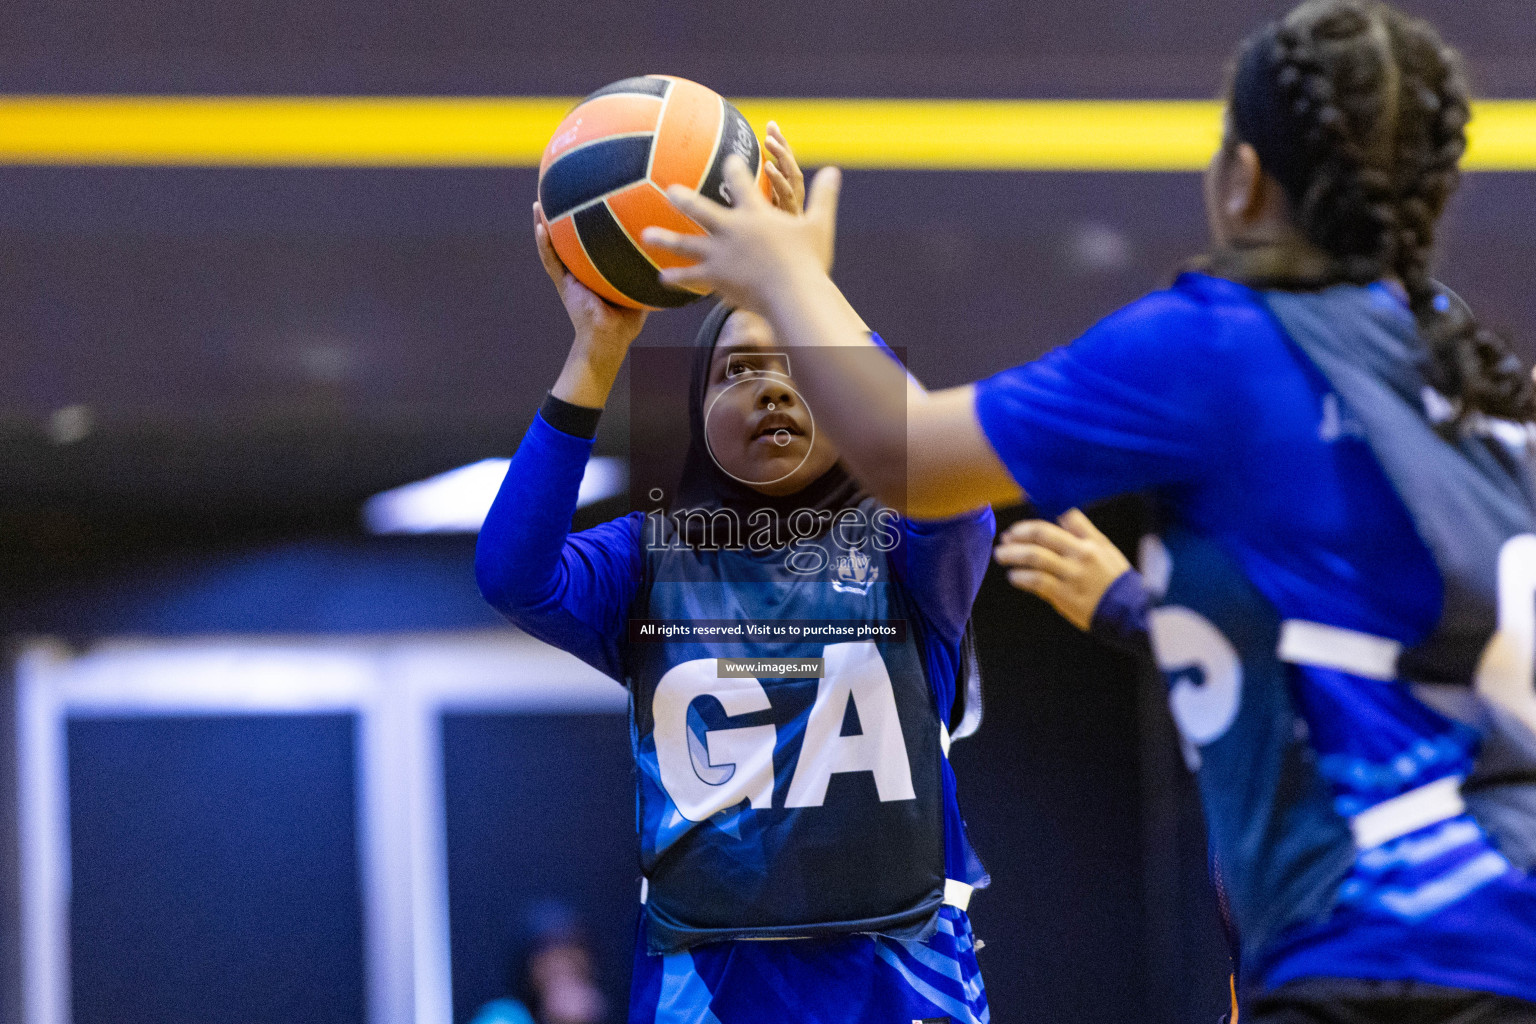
441 712 638 1023
2 0 1533 97
1 1 1530 1022
67 714 367 1024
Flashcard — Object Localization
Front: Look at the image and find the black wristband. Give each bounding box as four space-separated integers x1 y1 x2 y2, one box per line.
539 392 603 440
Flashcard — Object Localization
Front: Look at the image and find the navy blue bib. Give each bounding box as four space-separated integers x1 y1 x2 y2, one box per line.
628 500 948 953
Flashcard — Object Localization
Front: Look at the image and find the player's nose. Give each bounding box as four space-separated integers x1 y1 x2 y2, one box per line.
754 377 795 408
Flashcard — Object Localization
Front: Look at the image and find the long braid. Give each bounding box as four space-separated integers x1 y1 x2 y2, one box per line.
1236 0 1534 424
1385 13 1534 421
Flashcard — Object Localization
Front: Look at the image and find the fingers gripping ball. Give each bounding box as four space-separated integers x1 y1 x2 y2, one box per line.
538 76 773 310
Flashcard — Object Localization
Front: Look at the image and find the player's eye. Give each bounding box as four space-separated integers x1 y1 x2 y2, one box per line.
721 353 789 380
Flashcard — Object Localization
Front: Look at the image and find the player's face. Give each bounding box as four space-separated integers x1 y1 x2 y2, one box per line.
702 311 840 497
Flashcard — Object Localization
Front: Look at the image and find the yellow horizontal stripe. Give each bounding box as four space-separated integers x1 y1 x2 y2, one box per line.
734 99 1223 170
0 96 573 166
0 96 1530 170
1462 101 1536 171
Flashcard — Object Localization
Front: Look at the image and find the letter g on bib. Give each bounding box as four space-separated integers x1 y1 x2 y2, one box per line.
653 661 778 822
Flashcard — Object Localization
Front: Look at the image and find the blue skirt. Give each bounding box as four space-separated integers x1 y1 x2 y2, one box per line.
628 906 989 1024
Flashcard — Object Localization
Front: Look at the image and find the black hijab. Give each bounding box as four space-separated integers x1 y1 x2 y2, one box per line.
673 302 868 549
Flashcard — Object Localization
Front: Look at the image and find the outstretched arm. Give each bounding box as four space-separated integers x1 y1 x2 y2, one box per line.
993 509 1152 657
642 158 1022 518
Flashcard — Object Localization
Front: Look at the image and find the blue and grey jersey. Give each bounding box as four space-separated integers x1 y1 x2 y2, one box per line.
975 271 1536 1003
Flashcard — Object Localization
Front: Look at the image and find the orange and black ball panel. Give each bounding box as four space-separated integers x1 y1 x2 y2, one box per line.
537 74 770 311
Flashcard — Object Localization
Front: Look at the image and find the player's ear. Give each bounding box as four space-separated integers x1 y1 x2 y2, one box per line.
1225 142 1265 222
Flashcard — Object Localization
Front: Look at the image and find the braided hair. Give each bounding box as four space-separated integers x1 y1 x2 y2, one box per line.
1228 0 1534 424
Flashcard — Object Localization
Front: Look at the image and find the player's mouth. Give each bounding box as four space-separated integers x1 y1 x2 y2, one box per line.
750 411 805 445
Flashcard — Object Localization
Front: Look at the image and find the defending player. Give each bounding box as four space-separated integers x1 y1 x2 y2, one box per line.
475 128 995 1024
643 2 1536 1020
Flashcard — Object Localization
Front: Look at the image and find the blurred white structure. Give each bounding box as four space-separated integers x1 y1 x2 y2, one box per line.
15 632 625 1024
363 457 627 534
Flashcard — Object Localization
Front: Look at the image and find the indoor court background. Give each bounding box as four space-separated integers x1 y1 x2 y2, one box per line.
1 1 1534 1022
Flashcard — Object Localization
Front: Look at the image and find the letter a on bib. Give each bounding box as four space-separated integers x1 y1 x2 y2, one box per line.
786 641 917 808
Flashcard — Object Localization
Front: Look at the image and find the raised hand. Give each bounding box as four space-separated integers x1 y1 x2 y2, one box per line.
534 202 648 408
534 202 648 357
763 120 807 217
993 509 1132 631
641 155 841 316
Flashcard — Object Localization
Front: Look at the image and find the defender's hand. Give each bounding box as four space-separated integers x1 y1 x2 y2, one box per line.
642 156 840 316
994 509 1132 632
764 121 808 217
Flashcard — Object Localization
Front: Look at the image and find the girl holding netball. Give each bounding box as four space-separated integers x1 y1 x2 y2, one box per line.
476 127 997 1024
645 2 1536 1020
